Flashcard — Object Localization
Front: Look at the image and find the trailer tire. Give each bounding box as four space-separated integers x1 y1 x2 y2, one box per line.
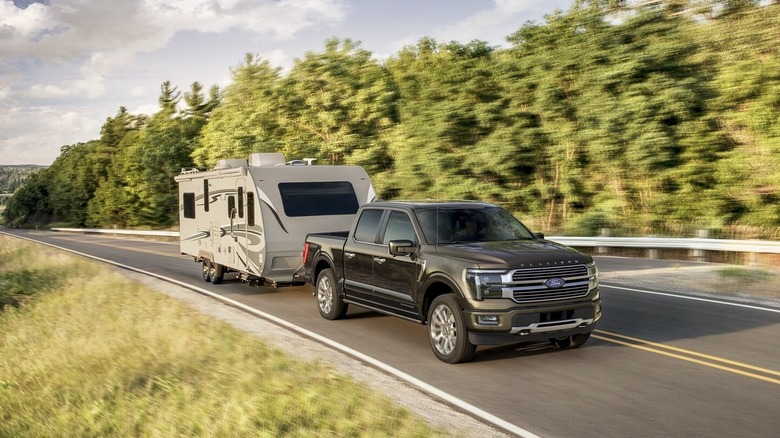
201 259 212 282
316 268 348 320
210 263 224 284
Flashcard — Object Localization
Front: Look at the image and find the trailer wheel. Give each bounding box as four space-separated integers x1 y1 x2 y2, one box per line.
201 259 212 282
316 268 348 320
210 263 224 284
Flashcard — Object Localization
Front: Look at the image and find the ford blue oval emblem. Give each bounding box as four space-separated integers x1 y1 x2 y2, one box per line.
545 277 565 289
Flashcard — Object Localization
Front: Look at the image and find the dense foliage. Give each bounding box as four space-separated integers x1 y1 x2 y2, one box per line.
4 1 779 237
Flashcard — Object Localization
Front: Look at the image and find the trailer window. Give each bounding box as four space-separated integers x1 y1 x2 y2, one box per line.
183 193 196 219
203 180 209 212
278 182 360 217
247 192 255 226
237 186 244 218
227 195 236 218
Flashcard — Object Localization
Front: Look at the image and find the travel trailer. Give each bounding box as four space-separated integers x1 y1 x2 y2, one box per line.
174 153 376 286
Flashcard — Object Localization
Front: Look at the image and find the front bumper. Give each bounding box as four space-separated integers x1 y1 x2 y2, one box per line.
464 296 601 346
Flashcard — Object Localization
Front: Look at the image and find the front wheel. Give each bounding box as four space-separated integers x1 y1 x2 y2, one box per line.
316 268 348 320
550 332 591 349
427 294 476 364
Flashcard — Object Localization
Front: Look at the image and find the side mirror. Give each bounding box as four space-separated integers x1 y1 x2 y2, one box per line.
388 240 417 257
533 232 545 239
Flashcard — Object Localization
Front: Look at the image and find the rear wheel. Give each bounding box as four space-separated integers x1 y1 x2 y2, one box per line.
201 259 211 282
550 332 591 349
210 263 224 284
316 268 348 320
427 294 476 364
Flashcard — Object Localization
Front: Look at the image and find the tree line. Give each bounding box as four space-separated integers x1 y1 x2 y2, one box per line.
3 0 779 238
0 166 45 195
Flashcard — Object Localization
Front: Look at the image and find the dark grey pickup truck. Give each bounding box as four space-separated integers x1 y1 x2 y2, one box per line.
302 201 602 363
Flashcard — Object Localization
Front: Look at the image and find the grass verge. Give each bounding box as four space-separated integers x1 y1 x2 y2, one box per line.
0 236 441 437
717 267 773 284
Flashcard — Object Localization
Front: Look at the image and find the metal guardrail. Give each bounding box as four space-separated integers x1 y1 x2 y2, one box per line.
50 228 780 254
52 228 179 238
547 236 780 254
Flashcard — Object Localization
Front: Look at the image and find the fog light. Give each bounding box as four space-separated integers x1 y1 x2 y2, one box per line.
476 315 500 326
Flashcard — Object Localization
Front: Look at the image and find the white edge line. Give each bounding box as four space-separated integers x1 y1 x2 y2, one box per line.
601 283 780 314
2 231 541 438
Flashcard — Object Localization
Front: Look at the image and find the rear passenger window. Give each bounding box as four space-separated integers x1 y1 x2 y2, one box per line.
354 209 384 243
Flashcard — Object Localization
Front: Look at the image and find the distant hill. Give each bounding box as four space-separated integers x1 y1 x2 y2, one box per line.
0 165 46 194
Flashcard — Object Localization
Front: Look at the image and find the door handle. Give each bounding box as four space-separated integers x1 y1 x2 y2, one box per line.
374 257 386 264
345 252 356 259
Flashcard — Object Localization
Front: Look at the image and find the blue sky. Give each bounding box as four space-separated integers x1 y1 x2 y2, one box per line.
0 0 573 165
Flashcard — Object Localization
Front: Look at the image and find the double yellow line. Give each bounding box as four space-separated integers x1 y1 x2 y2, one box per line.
594 329 780 385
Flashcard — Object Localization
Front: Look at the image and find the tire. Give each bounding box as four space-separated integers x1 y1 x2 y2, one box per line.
427 294 476 364
210 262 224 284
201 259 212 282
316 268 348 320
550 332 591 349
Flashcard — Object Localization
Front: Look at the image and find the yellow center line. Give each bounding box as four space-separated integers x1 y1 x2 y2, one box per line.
593 330 780 385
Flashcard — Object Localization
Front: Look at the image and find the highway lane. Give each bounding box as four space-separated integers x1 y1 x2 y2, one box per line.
4 229 780 438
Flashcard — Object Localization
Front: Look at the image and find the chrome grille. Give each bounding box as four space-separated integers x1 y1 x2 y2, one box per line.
511 265 587 282
509 265 590 303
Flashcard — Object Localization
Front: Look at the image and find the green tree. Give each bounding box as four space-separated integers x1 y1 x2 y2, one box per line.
384 39 508 202
278 38 397 170
193 54 283 167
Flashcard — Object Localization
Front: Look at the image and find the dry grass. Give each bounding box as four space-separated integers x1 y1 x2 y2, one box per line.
0 236 440 437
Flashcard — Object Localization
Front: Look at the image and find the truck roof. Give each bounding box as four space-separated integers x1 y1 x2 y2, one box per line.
366 200 497 209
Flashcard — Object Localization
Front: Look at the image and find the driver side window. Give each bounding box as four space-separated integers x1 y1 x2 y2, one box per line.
382 211 417 244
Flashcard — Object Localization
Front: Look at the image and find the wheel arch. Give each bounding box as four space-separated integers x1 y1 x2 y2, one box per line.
420 274 462 323
197 250 215 261
312 254 337 289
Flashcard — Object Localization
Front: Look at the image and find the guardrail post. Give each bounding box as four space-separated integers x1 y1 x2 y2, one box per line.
692 229 708 262
598 228 610 255
647 235 658 259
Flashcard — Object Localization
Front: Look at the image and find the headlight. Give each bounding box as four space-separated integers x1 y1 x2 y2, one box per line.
465 269 506 300
586 261 599 291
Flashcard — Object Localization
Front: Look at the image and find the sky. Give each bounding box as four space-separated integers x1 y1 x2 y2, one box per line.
0 0 574 166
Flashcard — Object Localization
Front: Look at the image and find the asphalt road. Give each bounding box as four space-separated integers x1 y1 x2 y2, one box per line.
4 229 779 438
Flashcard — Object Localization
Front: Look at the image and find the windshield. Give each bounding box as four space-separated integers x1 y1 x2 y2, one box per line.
415 206 536 244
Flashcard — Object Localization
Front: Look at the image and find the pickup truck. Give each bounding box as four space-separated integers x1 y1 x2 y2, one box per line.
302 201 601 363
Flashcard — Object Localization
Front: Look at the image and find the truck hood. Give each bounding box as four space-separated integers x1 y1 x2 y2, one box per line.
434 239 592 268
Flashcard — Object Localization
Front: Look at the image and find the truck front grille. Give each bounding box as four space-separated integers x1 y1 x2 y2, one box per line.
509 265 590 303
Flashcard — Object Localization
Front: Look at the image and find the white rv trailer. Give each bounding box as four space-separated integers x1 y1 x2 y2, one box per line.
174 153 376 286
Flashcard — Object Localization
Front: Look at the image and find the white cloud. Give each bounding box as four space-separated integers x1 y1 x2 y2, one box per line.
0 105 102 165
422 0 562 47
128 86 147 97
0 0 347 101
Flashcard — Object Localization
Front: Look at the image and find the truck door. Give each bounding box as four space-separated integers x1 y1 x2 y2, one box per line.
342 208 384 304
373 210 418 319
